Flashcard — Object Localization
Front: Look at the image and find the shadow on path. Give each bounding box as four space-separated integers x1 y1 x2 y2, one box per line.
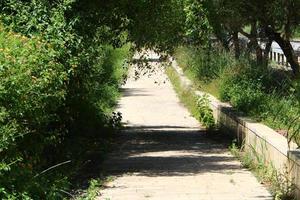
100 126 241 177
98 56 272 199
120 88 153 98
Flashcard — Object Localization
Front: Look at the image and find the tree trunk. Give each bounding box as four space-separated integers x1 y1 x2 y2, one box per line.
250 22 263 65
232 31 240 58
265 27 300 76
247 36 263 65
240 31 262 63
255 44 263 65
214 31 230 51
273 33 300 76
263 39 272 66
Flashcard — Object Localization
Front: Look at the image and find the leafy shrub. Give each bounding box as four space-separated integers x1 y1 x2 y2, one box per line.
219 70 266 113
196 94 215 128
293 27 300 38
0 24 69 199
174 45 300 145
0 0 132 198
174 46 235 82
166 67 215 129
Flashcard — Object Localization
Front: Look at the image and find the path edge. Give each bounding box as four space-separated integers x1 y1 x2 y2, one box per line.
169 57 300 199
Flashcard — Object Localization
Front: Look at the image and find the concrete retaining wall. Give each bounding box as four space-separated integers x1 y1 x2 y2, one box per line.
171 59 300 199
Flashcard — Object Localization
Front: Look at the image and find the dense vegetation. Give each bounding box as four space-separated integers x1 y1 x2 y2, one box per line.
294 27 300 39
0 0 299 198
0 0 189 198
203 0 300 75
0 1 133 199
174 46 300 146
166 67 215 129
164 0 300 147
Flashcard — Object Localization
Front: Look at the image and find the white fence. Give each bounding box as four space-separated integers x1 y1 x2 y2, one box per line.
267 41 300 68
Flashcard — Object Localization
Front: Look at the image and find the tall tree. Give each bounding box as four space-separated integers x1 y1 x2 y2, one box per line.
204 0 246 57
239 0 300 75
203 0 300 74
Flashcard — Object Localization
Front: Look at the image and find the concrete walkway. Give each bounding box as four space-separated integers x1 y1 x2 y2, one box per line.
98 59 272 200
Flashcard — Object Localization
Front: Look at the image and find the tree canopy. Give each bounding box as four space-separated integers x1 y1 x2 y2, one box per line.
202 0 300 74
0 0 300 198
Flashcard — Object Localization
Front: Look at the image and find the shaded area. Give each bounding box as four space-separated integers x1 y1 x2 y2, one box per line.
120 88 153 98
132 58 164 63
99 55 272 199
100 126 241 177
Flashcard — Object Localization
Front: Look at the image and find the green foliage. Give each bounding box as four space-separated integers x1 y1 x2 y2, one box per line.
0 0 199 197
174 45 300 145
174 46 235 82
0 25 69 199
229 140 295 200
196 95 215 129
126 0 186 52
76 179 102 200
293 27 300 39
219 65 267 113
75 176 114 200
201 0 300 73
183 0 212 46
0 0 132 198
84 179 102 200
166 67 215 129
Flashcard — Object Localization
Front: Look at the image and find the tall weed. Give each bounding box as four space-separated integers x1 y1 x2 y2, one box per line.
174 45 300 145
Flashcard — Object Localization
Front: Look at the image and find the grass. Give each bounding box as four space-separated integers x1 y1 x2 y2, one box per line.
165 66 215 129
293 27 300 39
75 177 114 200
173 45 300 146
168 52 296 199
229 140 295 200
168 45 300 199
201 80 221 99
166 67 201 119
174 47 222 98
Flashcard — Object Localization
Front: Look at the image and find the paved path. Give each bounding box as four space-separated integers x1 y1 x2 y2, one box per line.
98 58 272 200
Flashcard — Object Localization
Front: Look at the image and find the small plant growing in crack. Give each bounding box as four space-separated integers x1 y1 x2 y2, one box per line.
229 140 296 200
196 94 215 129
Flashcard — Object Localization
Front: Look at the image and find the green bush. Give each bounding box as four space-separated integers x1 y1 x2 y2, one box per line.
196 94 215 129
293 27 300 38
0 24 69 199
174 46 235 82
219 67 266 113
166 67 215 129
0 0 132 198
220 80 265 113
174 45 300 145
